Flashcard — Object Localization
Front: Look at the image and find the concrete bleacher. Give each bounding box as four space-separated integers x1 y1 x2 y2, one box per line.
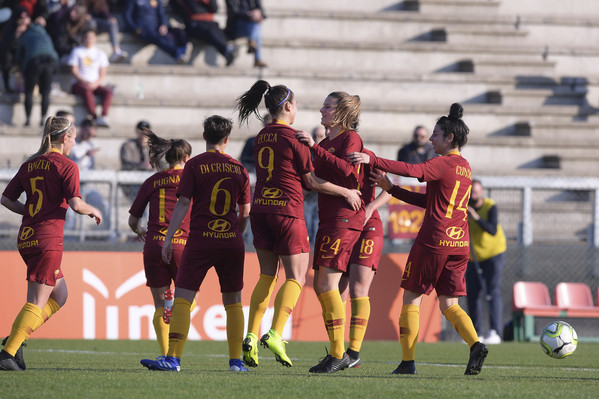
1 0 599 176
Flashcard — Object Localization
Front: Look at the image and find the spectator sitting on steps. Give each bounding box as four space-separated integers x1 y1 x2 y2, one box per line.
68 28 113 128
170 0 238 66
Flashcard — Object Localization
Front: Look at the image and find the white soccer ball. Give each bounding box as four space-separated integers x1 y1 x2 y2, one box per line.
539 321 578 359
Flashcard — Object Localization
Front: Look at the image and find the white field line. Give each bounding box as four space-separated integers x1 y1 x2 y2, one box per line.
30 349 599 372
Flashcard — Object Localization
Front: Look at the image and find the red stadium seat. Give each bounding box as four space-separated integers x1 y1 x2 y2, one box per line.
555 282 599 318
512 281 561 341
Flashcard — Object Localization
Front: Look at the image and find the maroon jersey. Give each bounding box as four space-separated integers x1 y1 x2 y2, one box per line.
2 150 81 252
252 121 313 219
371 150 472 255
177 150 251 249
311 130 365 230
129 167 190 251
361 148 381 225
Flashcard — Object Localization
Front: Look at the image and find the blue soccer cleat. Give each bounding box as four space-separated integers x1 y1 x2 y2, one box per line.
140 355 181 371
229 358 249 372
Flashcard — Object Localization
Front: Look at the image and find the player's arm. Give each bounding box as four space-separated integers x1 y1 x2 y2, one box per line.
1 195 25 215
370 170 426 208
238 202 251 234
162 195 191 263
364 189 392 226
302 171 361 211
128 214 147 240
295 130 357 177
347 151 424 179
68 197 102 224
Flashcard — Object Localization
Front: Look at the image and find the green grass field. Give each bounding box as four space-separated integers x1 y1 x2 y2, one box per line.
1 339 597 398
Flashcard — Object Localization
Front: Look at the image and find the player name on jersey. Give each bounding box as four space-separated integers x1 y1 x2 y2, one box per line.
198 162 243 175
27 159 51 172
153 174 180 188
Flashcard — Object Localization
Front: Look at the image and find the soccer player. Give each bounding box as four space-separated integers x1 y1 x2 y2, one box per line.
128 130 192 356
339 157 392 368
0 116 102 371
235 80 361 368
295 91 366 374
140 115 251 372
347 103 489 375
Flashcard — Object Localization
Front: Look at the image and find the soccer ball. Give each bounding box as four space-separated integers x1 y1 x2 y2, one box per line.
539 321 578 359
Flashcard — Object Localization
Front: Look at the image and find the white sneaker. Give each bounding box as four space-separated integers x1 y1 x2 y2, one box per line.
484 329 502 345
95 116 110 128
109 51 128 63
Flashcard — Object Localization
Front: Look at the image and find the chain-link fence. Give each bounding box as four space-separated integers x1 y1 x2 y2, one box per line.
1 170 598 339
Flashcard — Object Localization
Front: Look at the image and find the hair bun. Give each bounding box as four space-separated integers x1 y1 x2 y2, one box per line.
448 103 463 121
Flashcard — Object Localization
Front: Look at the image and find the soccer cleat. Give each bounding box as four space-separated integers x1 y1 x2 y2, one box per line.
391 360 417 375
260 329 292 367
464 342 488 375
2 336 25 370
162 289 174 324
309 351 331 373
140 355 181 371
229 359 249 372
0 350 23 371
311 353 351 374
347 353 362 369
242 332 259 367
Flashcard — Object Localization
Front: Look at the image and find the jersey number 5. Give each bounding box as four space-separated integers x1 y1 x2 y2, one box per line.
29 177 44 217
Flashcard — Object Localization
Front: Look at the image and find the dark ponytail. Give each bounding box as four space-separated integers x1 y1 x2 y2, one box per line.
144 129 191 170
235 80 294 125
435 103 469 149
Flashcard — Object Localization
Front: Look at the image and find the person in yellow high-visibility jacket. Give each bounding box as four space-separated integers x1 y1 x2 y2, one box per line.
466 179 507 345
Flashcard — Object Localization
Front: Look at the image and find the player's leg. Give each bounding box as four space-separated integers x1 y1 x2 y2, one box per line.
223 291 248 372
347 263 375 368
244 248 278 367
149 285 171 356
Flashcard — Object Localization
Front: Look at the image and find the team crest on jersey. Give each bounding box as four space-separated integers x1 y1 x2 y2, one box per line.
158 227 184 237
208 219 231 232
261 187 283 199
19 227 34 240
328 147 335 154
445 226 465 240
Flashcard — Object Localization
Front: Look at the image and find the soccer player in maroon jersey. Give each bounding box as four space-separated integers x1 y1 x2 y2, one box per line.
0 116 102 371
339 149 392 369
140 115 252 372
128 130 192 357
235 80 361 369
348 103 488 375
295 91 367 374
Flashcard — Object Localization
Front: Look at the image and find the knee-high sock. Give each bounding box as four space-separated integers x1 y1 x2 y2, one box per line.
247 274 277 336
225 302 244 360
167 297 191 359
5 303 43 356
444 304 479 347
32 297 61 331
153 307 169 356
349 297 370 352
271 279 302 335
399 304 419 361
321 289 345 359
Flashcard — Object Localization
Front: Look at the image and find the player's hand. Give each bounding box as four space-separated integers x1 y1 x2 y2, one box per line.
295 130 314 147
162 240 173 263
347 152 370 165
369 170 392 191
344 189 362 211
89 208 102 225
135 225 147 241
363 205 374 226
